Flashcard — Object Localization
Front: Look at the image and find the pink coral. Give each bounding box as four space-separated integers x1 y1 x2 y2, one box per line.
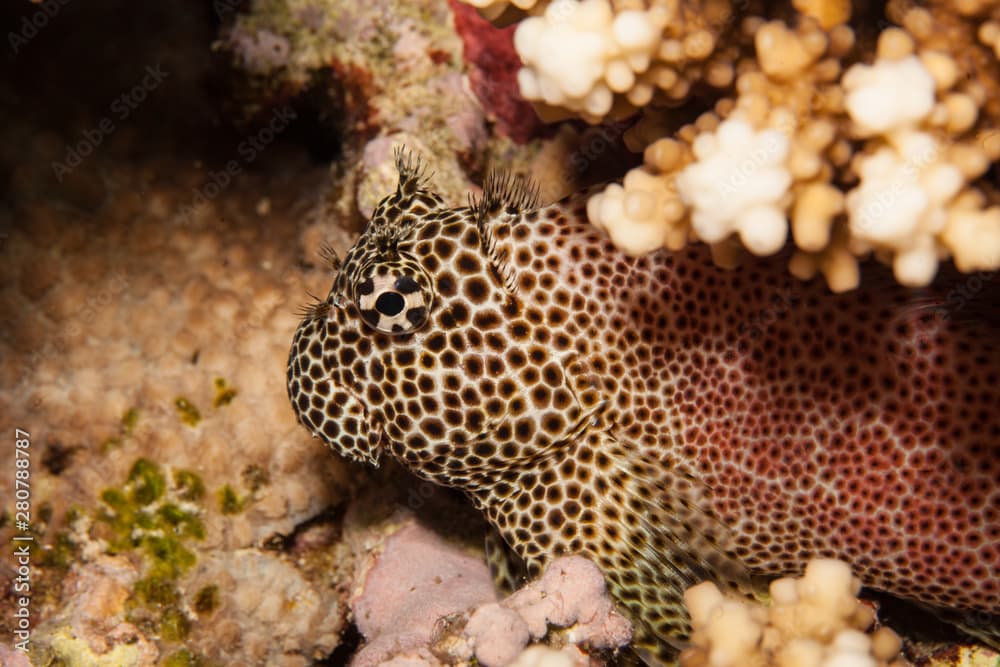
457 556 633 667
502 555 632 649
348 513 631 667
350 520 498 666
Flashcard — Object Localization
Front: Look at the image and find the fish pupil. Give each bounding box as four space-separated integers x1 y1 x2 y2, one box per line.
375 291 405 316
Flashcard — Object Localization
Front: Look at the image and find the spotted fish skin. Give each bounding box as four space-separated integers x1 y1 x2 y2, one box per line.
287 151 1000 659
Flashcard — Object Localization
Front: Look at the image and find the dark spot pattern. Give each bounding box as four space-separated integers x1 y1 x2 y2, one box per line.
287 153 1000 660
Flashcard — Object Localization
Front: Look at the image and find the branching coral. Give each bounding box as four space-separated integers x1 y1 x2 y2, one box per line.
464 0 1000 290
680 558 908 667
675 117 792 256
514 0 743 122
513 0 668 123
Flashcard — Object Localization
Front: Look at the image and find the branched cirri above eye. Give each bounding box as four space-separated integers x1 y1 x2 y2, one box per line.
354 261 433 335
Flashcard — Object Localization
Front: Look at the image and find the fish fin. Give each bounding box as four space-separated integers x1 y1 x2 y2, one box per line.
957 615 1000 651
393 145 433 195
473 171 542 296
487 411 752 664
473 169 540 222
485 524 529 595
590 423 753 661
917 603 1000 651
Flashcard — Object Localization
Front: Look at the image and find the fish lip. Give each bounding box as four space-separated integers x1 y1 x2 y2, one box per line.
332 377 385 468
288 335 384 467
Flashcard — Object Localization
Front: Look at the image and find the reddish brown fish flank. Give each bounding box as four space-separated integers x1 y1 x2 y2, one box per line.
565 239 1000 613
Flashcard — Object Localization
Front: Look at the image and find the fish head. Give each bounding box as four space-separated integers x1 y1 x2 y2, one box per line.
287 149 570 483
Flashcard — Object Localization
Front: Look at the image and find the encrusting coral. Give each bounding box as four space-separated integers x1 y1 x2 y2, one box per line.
464 0 1000 290
447 555 633 666
680 558 908 667
346 513 631 666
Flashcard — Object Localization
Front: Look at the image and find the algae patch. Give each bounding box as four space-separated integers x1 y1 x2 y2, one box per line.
100 406 142 451
162 649 206 667
174 397 202 426
217 483 247 515
213 377 238 407
218 463 270 514
95 459 207 657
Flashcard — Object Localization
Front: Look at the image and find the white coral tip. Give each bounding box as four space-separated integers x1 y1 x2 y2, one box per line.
739 206 788 255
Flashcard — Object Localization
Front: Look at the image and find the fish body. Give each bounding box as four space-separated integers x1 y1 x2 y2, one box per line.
287 151 1000 659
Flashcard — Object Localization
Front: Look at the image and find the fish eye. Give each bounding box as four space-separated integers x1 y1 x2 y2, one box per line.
354 263 433 335
375 291 405 316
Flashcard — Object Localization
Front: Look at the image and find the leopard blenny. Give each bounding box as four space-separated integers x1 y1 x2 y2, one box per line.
287 150 999 660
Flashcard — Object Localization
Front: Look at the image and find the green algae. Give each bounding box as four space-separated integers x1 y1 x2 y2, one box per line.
34 463 209 667
122 407 140 433
44 455 255 664
216 464 270 514
217 484 247 514
157 503 206 540
174 396 202 426
41 529 79 570
101 407 142 451
161 649 205 667
39 506 83 570
133 575 181 606
100 435 123 451
212 377 238 407
142 535 197 579
159 607 191 641
129 458 167 505
91 458 211 661
173 469 205 502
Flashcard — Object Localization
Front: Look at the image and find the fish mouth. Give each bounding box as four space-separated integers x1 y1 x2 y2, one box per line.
287 321 384 468
306 376 385 468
